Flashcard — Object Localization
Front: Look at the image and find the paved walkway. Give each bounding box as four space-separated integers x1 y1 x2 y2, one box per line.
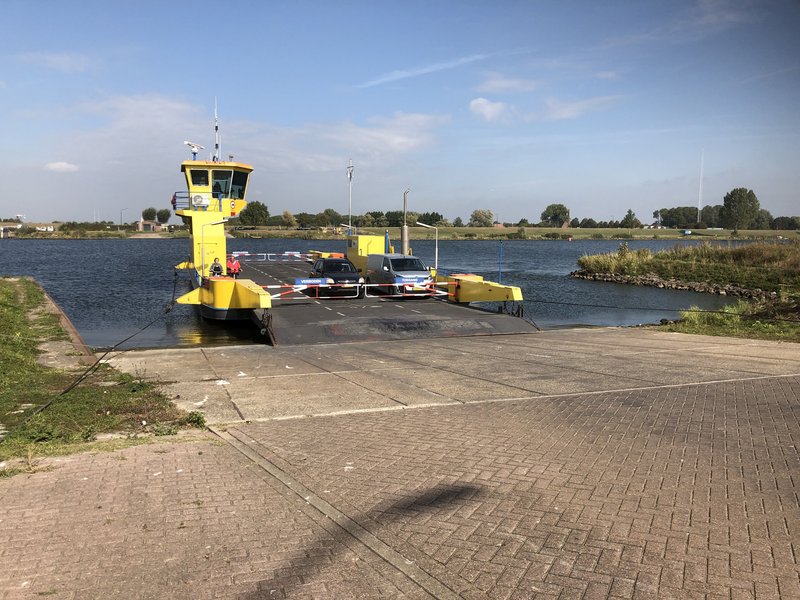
2 329 799 599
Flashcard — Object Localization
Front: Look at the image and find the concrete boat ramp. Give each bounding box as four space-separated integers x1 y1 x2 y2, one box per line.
3 328 800 599
107 328 800 425
240 257 537 345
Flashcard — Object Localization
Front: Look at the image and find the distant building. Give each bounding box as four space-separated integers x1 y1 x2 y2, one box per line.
138 219 163 232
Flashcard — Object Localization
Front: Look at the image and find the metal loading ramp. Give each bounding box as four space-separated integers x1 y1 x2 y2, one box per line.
251 298 537 346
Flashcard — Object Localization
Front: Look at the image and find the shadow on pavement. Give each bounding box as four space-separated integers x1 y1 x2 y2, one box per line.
238 483 486 599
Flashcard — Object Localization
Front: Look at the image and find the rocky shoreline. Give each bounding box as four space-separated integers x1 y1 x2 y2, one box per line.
569 270 778 300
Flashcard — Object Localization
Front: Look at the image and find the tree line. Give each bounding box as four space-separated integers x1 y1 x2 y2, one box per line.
132 187 798 231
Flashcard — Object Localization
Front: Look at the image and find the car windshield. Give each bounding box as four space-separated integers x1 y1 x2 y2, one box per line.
325 261 355 273
391 258 427 271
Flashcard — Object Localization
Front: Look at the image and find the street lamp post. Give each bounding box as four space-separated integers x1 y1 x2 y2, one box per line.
201 219 227 276
416 221 438 271
401 188 410 255
119 208 128 231
346 159 354 231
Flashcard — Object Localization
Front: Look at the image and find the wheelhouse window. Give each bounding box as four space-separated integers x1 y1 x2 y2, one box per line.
231 170 249 200
212 170 232 197
190 169 209 186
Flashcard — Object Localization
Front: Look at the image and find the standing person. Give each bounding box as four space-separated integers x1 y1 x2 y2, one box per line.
226 255 241 278
209 257 224 276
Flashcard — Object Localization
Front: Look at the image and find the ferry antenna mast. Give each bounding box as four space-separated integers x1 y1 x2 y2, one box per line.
214 97 220 162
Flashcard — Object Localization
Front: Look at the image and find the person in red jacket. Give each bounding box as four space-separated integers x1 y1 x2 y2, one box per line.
226 255 241 278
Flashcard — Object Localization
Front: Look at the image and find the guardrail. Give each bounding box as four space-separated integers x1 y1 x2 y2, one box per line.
261 281 455 302
234 252 315 263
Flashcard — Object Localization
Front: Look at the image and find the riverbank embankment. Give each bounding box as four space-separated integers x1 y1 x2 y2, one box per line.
570 270 778 299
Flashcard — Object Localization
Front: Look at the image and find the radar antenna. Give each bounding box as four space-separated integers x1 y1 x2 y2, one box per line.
184 140 205 160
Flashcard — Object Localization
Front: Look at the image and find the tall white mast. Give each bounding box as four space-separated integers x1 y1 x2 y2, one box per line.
697 149 704 224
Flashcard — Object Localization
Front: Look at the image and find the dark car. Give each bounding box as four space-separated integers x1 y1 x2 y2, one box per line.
308 258 364 297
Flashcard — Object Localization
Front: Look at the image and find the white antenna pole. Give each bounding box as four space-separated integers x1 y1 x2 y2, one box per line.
214 98 220 162
347 159 354 230
697 149 704 224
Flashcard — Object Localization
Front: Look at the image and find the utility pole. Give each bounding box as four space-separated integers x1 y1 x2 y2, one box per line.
347 159 354 231
401 188 410 255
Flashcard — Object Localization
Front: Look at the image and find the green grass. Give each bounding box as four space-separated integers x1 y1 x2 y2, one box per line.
577 240 800 292
0 277 205 464
663 297 800 342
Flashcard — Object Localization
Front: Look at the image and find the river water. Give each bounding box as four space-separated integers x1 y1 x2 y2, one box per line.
0 237 735 350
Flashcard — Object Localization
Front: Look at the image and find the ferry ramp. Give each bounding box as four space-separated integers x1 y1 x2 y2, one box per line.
238 255 536 345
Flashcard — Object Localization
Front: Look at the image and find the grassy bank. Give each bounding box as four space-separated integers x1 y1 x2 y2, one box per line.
662 298 800 342
576 241 800 341
0 277 202 471
577 240 800 292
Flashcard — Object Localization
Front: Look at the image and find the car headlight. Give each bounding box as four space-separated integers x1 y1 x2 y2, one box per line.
326 277 334 285
358 277 365 284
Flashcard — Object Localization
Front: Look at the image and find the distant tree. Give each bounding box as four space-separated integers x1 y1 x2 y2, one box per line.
569 217 580 228
468 209 493 227
366 211 389 227
356 213 375 227
384 211 405 227
266 215 284 226
314 208 342 228
772 216 800 230
700 204 722 228
652 210 661 225
141 207 157 221
657 206 698 228
720 188 759 230
238 201 270 226
619 209 641 228
417 211 444 226
753 208 773 230
516 218 530 227
294 212 315 228
579 218 597 228
453 216 464 227
540 203 570 227
281 210 298 228
437 218 452 227
156 209 171 224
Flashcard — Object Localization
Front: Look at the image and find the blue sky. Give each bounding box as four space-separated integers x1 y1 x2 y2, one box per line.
1 0 798 224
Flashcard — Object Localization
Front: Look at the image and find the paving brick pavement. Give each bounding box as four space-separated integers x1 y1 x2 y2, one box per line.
227 375 800 599
0 436 435 599
4 329 800 599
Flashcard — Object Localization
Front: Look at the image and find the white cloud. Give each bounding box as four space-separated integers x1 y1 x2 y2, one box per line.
357 54 489 88
17 52 91 73
0 94 450 219
476 73 541 93
44 161 79 173
542 96 621 120
469 98 510 122
594 71 620 80
605 0 756 47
